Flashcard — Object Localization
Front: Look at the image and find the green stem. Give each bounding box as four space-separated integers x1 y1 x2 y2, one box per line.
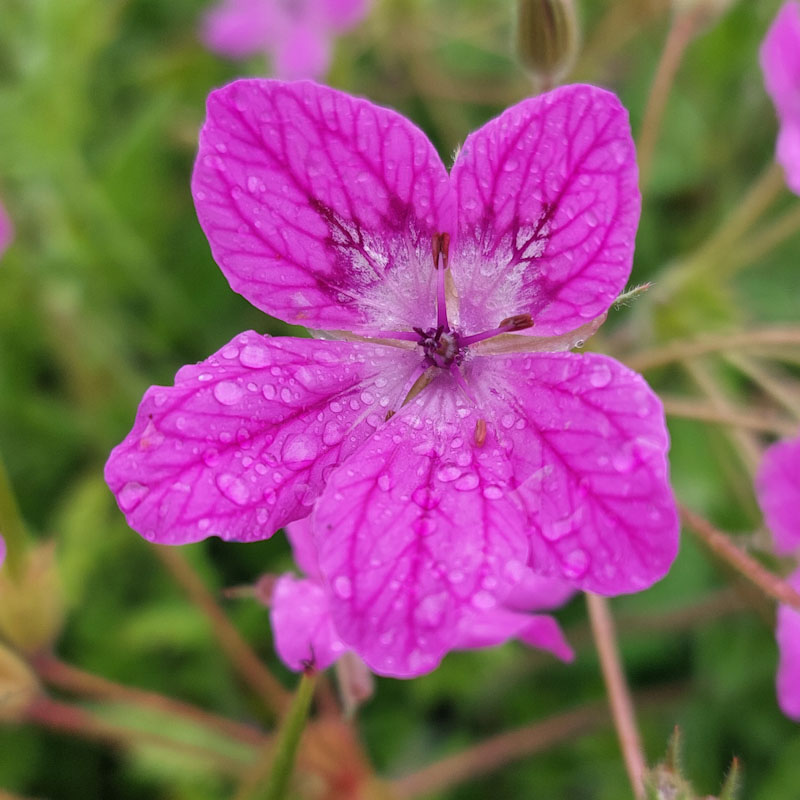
0 449 30 579
236 670 318 800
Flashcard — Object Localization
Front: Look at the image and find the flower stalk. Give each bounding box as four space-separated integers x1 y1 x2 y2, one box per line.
586 593 646 800
236 669 318 800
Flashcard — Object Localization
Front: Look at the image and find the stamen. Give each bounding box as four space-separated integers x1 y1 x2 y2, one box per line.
450 363 478 406
474 418 487 448
432 233 451 332
385 363 435 420
460 313 534 346
359 329 421 342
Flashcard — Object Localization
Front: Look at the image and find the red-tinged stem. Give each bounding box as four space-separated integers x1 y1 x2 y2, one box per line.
586 593 646 800
723 352 800 421
679 503 800 613
24 696 250 774
621 326 800 372
638 9 705 189
388 684 684 799
33 654 265 746
433 233 451 331
659 395 797 437
152 545 290 715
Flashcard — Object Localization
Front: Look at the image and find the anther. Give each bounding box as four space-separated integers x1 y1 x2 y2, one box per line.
498 313 534 332
431 232 451 270
474 418 487 448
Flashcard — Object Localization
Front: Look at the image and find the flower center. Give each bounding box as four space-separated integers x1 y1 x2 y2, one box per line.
415 326 461 368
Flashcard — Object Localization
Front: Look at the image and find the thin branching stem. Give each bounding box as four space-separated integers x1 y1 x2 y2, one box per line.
34 654 266 747
152 545 290 716
679 503 800 612
586 593 646 800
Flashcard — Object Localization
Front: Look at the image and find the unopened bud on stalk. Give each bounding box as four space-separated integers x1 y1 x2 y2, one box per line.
0 542 63 654
0 643 39 722
516 0 579 88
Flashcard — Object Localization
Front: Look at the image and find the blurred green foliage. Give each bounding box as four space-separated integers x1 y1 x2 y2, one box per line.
1 0 800 797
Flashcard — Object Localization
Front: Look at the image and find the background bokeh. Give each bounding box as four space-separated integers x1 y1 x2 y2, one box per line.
1 0 799 797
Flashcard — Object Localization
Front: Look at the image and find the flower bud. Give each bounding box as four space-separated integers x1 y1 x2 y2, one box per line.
516 0 580 87
0 542 64 654
0 642 39 722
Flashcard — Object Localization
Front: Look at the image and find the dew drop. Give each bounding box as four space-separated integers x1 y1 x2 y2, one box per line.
216 473 250 506
281 434 319 468
239 345 270 368
589 363 612 388
471 590 496 610
482 485 503 500
118 481 149 511
454 473 479 491
334 576 353 599
214 381 243 406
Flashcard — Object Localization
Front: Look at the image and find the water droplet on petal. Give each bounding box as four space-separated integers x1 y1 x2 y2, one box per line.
562 548 589 579
119 482 149 511
454 473 479 491
482 485 503 500
281 434 319 469
216 473 250 506
334 576 352 599
239 345 270 368
589 363 612 388
214 381 243 406
471 590 496 610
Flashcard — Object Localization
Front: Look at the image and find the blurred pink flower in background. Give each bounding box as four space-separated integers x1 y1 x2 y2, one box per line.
267 516 574 676
106 79 679 677
202 0 370 80
755 434 800 721
0 536 5 567
761 1 800 193
0 199 12 257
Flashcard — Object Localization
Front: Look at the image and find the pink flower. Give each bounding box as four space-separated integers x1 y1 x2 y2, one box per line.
756 434 800 720
106 79 679 676
0 536 5 567
201 0 370 80
761 1 800 194
268 516 574 675
0 199 12 258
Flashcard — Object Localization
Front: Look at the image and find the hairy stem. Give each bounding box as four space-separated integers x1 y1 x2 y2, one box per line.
34 654 266 746
586 593 646 800
679 503 800 612
660 395 797 436
152 545 289 715
235 670 317 800
622 326 800 372
638 9 704 188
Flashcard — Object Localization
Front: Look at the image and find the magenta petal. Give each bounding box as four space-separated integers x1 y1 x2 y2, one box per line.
500 352 678 594
192 79 452 332
456 610 573 662
450 84 640 338
762 3 800 122
0 535 5 567
271 574 347 671
105 332 419 545
756 434 800 555
201 0 274 58
0 199 12 258
315 379 530 677
776 570 800 721
504 567 576 612
321 0 370 29
285 515 323 581
272 23 331 80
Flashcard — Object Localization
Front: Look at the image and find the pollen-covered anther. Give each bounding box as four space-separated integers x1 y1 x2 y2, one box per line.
431 232 451 270
474 418 487 448
499 313 534 332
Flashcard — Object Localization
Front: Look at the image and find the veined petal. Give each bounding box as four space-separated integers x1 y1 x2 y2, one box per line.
315 375 530 678
285 515 324 581
450 84 639 338
473 351 678 594
776 569 800 721
756 433 800 555
192 80 451 333
456 610 573 662
271 574 347 671
105 332 419 545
